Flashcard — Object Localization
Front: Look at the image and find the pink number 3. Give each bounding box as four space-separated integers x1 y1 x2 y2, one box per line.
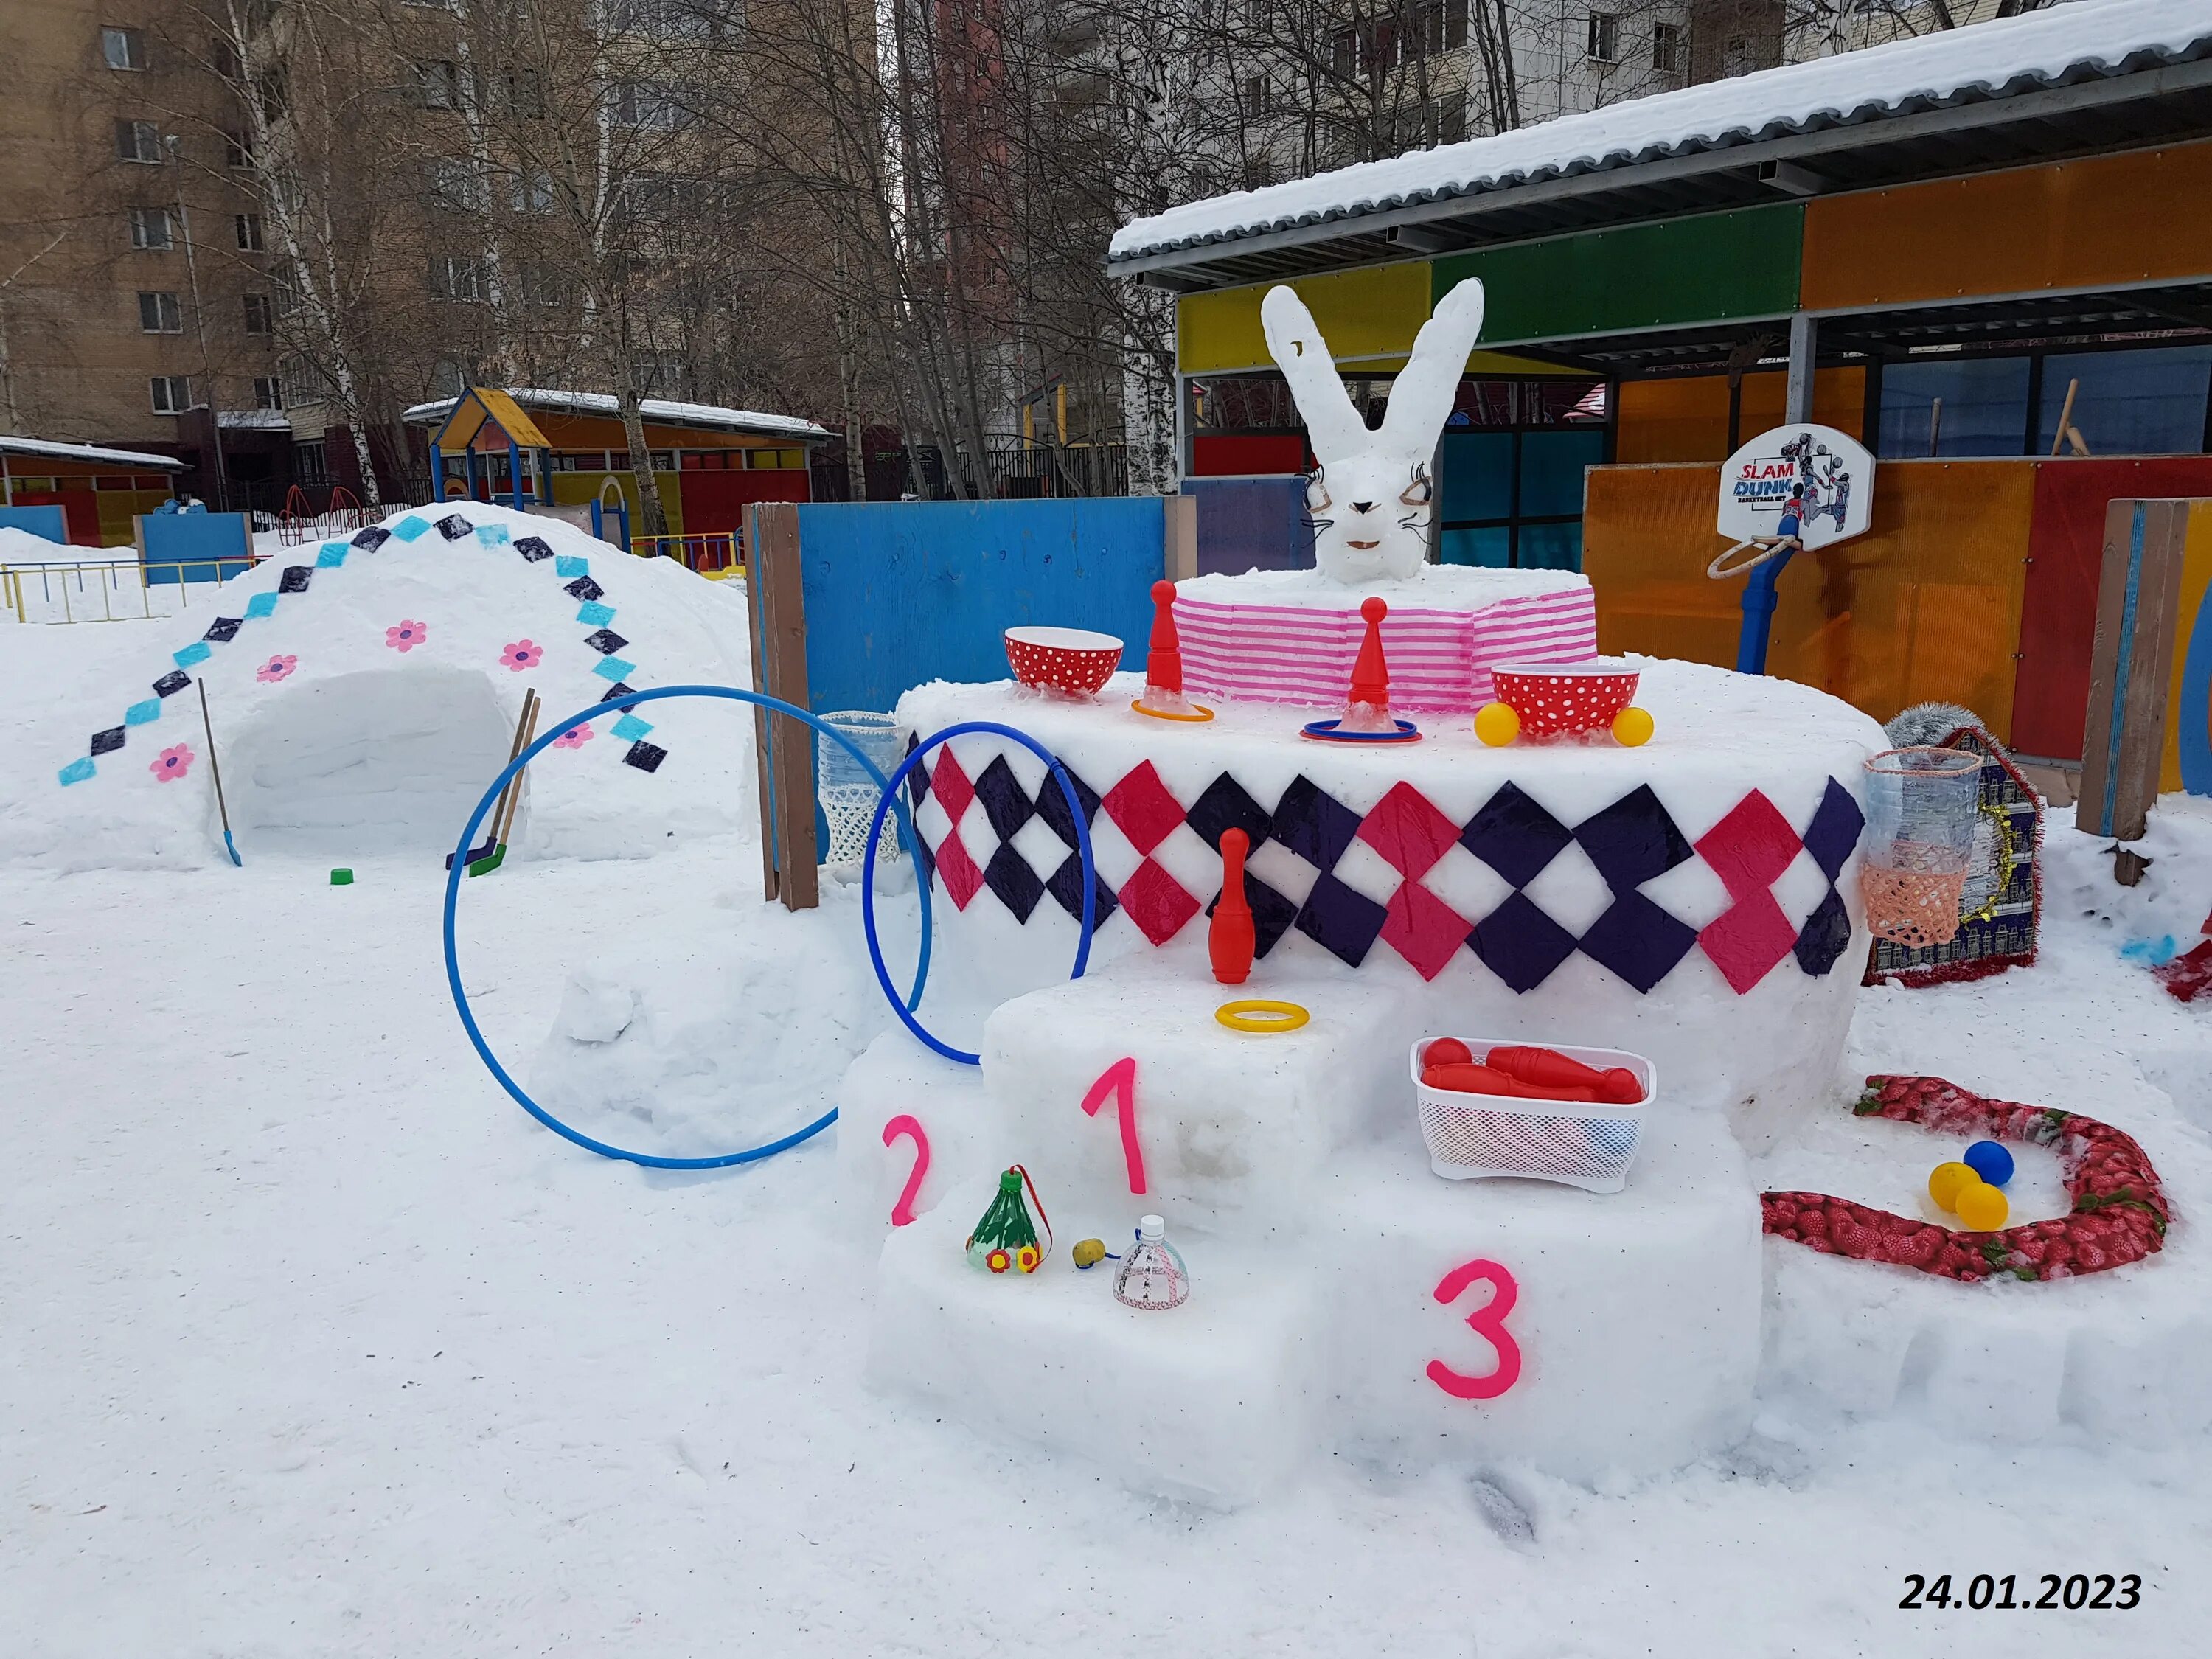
1426 1258 1523 1401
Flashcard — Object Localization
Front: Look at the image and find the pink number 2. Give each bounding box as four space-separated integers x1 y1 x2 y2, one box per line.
1426 1258 1523 1401
1079 1057 1147 1195
880 1114 931 1227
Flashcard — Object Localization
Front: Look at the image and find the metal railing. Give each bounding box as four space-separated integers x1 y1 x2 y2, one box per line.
630 530 742 580
3 555 263 625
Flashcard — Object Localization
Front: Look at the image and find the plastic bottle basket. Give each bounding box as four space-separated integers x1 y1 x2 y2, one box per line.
816 711 905 867
1409 1039 1655 1195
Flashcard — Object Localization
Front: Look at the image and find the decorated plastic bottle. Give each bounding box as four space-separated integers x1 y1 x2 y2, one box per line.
1113 1214 1189 1310
967 1167 1044 1275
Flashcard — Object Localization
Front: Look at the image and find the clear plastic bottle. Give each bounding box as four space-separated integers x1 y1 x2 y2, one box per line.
1113 1214 1189 1310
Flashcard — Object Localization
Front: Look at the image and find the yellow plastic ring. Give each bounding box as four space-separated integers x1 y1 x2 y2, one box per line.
1215 998 1310 1034
1130 698 1216 723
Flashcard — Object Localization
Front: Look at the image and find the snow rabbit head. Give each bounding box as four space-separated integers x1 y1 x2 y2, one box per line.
1261 278 1487 585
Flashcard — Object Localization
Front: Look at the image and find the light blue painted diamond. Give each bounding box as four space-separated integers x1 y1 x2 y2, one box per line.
124 699 161 726
554 555 589 578
611 713 653 742
315 542 348 568
576 601 615 627
593 657 634 681
173 641 212 668
58 758 94 786
390 515 431 541
244 591 278 619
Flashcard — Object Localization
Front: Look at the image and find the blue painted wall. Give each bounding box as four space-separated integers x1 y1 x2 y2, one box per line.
139 512 254 584
1183 476 1312 576
0 504 69 543
792 498 1166 716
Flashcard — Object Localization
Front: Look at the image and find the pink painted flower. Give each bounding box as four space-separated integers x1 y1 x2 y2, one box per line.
149 744 194 782
552 723 594 749
500 639 543 672
256 654 297 684
386 620 428 653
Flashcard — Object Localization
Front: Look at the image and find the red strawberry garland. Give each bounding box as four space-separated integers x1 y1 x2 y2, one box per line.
1761 1075 2171 1282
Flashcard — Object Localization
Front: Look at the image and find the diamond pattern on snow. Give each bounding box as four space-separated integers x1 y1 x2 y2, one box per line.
983 842 1046 922
973 754 1035 843
1118 855 1200 944
1694 789 1804 992
1183 773 1272 855
1046 854 1119 925
928 748 975 830
1272 774 1361 872
1295 870 1388 967
1207 872 1300 960
1573 785 1692 891
1470 891 1579 993
1801 776 1866 880
1461 782 1572 887
1579 893 1699 993
1357 781 1461 880
1101 761 1185 855
932 827 986 909
1032 763 1102 846
1380 880 1472 981
1700 891 1799 994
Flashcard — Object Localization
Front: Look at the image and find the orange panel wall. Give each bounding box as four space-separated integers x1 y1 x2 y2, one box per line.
1802 140 2212 310
1615 367 1865 465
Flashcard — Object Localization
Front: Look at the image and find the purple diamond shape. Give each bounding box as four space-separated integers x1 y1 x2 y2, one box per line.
623 740 667 773
1578 892 1698 993
1801 777 1866 881
1046 853 1119 925
1461 783 1572 888
1184 773 1272 855
1033 763 1102 847
973 754 1035 843
1273 775 1361 872
1573 785 1693 892
904 734 929 810
1295 870 1387 967
352 526 392 551
1206 872 1300 959
1793 888 1854 975
983 841 1046 922
1470 891 1578 992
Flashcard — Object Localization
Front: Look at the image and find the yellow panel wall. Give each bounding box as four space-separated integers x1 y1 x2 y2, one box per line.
549 470 686 535
2161 500 2212 792
1178 260 1433 374
1584 459 2035 740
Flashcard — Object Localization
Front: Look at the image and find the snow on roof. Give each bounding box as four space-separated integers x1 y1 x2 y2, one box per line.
0 434 184 470
1110 0 2212 264
218 410 293 431
402 388 830 442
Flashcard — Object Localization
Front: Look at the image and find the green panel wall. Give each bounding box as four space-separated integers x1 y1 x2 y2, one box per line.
1433 205 1804 347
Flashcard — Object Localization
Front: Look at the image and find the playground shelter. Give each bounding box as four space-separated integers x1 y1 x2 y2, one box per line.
0 434 182 545
1110 0 2212 762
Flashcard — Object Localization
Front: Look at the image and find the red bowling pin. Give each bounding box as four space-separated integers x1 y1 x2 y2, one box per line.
1210 828 1255 985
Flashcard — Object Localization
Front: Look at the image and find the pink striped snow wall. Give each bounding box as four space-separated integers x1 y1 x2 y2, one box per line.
1173 585 1598 716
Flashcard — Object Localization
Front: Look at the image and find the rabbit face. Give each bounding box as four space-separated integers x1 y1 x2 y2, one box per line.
1307 452 1433 583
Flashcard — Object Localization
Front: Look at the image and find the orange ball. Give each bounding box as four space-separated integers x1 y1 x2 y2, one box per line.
1612 706 1655 747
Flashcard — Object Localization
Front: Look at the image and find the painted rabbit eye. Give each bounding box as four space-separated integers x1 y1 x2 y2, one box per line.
1306 476 1332 513
1399 474 1433 508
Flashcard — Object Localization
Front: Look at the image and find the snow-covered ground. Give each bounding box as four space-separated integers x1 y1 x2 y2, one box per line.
5 584 2212 1654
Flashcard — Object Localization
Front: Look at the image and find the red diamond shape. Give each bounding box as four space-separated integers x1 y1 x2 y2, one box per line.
1695 790 1801 899
1102 761 1185 855
1379 880 1473 982
1118 856 1200 944
1357 782 1461 880
931 828 986 911
1700 891 1796 994
930 748 976 830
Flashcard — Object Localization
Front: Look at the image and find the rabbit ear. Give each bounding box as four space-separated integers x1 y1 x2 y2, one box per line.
1379 278 1486 461
1261 285 1368 464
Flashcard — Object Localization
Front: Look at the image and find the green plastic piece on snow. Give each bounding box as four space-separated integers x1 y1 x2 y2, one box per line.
330 868 353 886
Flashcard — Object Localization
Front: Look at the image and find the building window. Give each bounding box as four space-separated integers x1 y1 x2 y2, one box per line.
613 81 689 129
414 59 464 109
138 291 182 333
254 376 284 410
116 119 163 162
430 159 483 211
1652 21 1680 72
499 66 546 117
235 213 265 251
1722 34 1751 75
510 167 555 212
243 293 273 334
1242 72 1270 115
128 206 173 248
223 128 252 168
1410 0 1467 58
150 375 194 414
294 439 327 486
102 27 147 70
430 254 484 302
1586 13 1618 62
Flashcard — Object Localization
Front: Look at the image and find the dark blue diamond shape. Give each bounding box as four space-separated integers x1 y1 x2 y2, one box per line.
1206 872 1300 959
278 566 312 594
352 526 392 552
1185 773 1272 855
515 535 554 563
1033 763 1102 847
153 670 191 698
1045 852 1118 924
435 513 473 540
1273 775 1361 872
90 726 126 757
622 740 667 773
203 616 243 643
1573 785 1692 892
1462 782 1572 887
597 682 634 703
1794 887 1854 975
973 754 1034 842
1470 891 1579 992
565 576 605 602
982 841 1046 922
913 826 936 886
1578 892 1698 993
581 628 628 656
1801 778 1867 881
905 733 931 811
1295 871 1387 967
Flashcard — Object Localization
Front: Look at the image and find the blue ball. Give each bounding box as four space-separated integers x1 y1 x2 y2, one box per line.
1963 1140 2014 1188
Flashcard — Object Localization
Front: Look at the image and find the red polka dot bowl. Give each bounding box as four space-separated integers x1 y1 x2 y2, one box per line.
1490 659 1641 739
1004 626 1124 700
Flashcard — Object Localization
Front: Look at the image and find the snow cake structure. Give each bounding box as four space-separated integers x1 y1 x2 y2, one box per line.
838 278 1900 1503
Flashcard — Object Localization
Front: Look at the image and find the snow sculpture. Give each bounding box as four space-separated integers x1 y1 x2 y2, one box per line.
1260 277 1487 585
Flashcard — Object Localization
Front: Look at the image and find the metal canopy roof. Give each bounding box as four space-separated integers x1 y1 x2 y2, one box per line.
1110 0 2212 290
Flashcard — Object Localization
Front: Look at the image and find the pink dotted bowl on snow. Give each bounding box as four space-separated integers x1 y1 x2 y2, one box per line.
1004 626 1124 700
1491 660 1641 739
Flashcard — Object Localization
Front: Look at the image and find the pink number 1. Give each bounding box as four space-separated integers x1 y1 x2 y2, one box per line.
1079 1056 1147 1195
1426 1258 1523 1401
880 1114 931 1227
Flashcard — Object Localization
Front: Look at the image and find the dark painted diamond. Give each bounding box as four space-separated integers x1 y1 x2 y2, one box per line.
1461 782 1572 887
351 526 392 552
89 726 126 757
1573 785 1694 892
1033 763 1102 847
1801 777 1867 882
1184 773 1272 855
153 670 191 698
598 682 634 703
905 733 930 810
435 513 473 540
1272 774 1361 872
203 616 243 644
623 740 667 773
1294 870 1388 968
1794 888 1854 976
581 628 629 656
973 754 1035 843
1206 872 1300 959
565 576 605 602
278 566 312 594
515 535 554 563
1470 891 1579 993
1046 853 1119 925
1578 892 1698 993
983 842 1046 922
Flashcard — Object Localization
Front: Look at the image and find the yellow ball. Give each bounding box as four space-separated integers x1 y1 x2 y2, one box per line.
1928 1161 1978 1211
1954 1180 2009 1232
1612 706 1655 747
1475 701 1520 746
1072 1238 1106 1270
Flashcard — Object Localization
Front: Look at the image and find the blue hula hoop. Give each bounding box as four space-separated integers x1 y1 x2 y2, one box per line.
860 721 1099 1065
442 684 931 1171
